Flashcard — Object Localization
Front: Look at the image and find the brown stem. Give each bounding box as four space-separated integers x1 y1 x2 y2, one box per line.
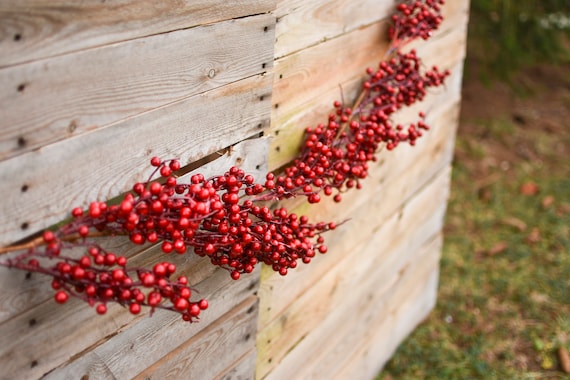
0 230 110 256
336 86 368 139
0 236 45 255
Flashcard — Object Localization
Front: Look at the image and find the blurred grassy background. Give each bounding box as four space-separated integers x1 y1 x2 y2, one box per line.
378 1 570 378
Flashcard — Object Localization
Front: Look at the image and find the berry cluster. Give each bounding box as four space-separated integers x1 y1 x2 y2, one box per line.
0 0 448 323
274 50 449 203
73 159 334 280
389 0 446 44
8 231 208 322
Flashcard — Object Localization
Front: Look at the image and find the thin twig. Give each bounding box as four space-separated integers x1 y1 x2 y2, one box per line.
0 231 109 256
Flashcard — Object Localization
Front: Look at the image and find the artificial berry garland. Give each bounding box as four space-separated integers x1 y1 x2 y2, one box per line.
0 0 448 323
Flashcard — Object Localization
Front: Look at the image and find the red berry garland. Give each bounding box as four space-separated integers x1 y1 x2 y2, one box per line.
0 0 448 323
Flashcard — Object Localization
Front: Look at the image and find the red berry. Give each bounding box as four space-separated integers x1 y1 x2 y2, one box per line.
160 166 172 177
54 291 69 304
169 160 181 171
150 157 161 167
162 241 174 254
188 303 201 317
96 304 107 315
78 225 89 237
174 298 189 311
42 230 56 243
129 303 141 315
173 240 186 254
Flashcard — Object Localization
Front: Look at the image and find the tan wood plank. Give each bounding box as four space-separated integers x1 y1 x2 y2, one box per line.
269 51 465 171
286 236 443 380
0 74 272 246
256 167 451 378
334 263 441 379
0 257 259 380
273 0 394 59
0 14 275 161
0 0 277 67
269 20 389 169
268 0 469 170
0 136 269 323
258 98 460 331
133 296 258 380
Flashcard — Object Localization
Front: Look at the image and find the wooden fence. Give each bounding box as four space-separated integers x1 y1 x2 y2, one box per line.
0 0 469 378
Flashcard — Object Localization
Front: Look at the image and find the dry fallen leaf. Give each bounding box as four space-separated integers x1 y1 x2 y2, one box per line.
487 241 508 256
501 217 527 232
542 195 555 209
520 181 540 196
478 187 492 203
526 227 541 244
558 204 570 216
559 346 570 374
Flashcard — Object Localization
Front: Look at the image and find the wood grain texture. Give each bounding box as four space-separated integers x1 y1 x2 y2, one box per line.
269 20 389 169
0 14 274 161
258 96 461 331
335 249 441 379
0 136 270 323
256 167 451 378
216 348 258 380
273 0 394 59
0 0 277 67
276 52 465 214
268 235 443 380
0 74 272 246
1 265 259 380
268 0 469 170
133 296 258 380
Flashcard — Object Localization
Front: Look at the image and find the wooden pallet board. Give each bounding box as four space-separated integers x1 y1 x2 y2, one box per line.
266 235 443 380
0 14 274 161
273 0 394 59
0 0 277 67
0 74 272 246
133 296 259 379
217 348 258 380
256 166 451 378
0 263 259 380
0 136 269 323
334 253 441 379
268 0 469 170
258 96 461 331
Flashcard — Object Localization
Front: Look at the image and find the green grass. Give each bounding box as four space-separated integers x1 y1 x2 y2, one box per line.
377 90 570 379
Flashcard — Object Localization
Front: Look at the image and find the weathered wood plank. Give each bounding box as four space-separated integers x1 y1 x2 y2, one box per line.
133 296 258 380
0 136 270 323
268 0 469 170
216 348 258 380
0 74 272 246
273 0 394 59
0 236 150 325
269 20 389 169
279 236 443 380
0 258 259 380
256 167 451 378
0 0 277 67
0 14 275 161
335 262 441 379
258 98 460 331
